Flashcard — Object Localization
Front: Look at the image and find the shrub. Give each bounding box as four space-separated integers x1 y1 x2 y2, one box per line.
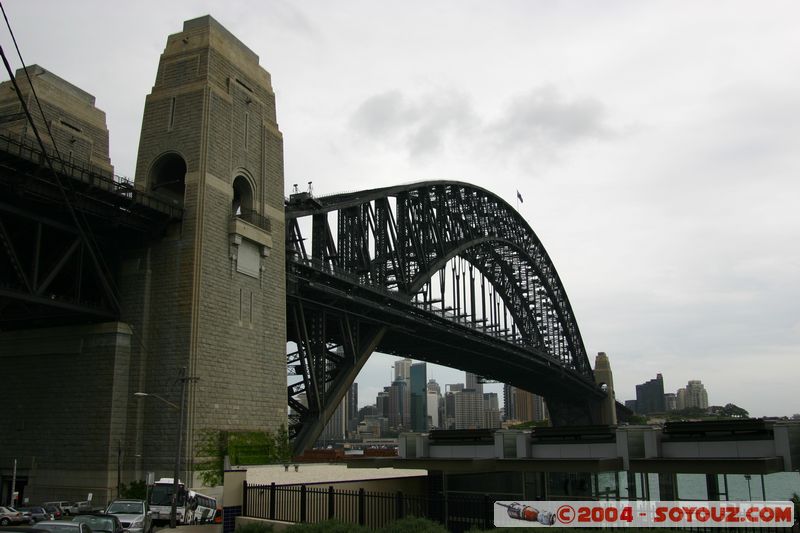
383 516 448 533
284 520 369 533
235 522 274 533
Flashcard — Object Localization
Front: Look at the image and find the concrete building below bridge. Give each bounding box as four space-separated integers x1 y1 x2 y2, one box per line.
351 420 800 502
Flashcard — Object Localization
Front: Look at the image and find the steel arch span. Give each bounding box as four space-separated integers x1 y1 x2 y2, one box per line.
285 180 605 452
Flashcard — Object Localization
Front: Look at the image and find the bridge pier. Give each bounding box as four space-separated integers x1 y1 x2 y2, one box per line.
0 322 133 504
1 16 288 502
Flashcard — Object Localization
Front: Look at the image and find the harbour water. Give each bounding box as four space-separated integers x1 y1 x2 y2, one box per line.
676 472 800 501
597 471 800 501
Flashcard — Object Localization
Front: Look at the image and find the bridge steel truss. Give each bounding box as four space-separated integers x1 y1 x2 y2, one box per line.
286 181 605 453
0 133 181 328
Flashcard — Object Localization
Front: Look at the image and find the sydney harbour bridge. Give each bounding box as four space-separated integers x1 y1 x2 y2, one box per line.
0 15 618 503
284 182 608 451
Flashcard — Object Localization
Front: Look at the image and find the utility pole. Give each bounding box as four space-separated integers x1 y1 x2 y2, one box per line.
171 369 188 529
117 440 122 499
133 367 198 529
10 459 17 506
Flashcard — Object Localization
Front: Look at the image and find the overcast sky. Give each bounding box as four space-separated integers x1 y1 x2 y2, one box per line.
3 1 799 417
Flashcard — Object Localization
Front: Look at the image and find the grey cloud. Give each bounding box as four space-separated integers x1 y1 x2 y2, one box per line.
350 90 476 157
350 85 614 161
490 85 613 152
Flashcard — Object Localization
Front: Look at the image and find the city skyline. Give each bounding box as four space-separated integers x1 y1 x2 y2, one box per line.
3 2 798 418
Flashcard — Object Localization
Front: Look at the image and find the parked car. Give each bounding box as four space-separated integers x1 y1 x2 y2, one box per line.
47 502 78 516
33 522 92 533
4 507 31 525
0 506 27 526
41 504 62 519
19 506 53 523
105 500 151 533
74 502 93 515
72 514 123 533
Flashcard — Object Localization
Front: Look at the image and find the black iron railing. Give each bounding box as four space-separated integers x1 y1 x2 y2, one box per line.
0 132 182 220
243 482 492 532
234 209 271 233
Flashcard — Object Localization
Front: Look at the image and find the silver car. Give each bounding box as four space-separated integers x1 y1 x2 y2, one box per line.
105 500 151 533
0 506 27 526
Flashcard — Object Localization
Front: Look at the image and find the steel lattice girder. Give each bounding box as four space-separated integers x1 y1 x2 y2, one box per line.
285 181 602 450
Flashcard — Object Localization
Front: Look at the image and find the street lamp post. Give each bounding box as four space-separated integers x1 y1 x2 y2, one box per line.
134 367 194 529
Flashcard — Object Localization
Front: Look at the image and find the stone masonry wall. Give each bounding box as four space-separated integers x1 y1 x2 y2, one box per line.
121 15 286 484
0 323 133 505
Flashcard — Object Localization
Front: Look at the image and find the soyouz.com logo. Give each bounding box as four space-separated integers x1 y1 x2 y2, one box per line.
493 501 795 528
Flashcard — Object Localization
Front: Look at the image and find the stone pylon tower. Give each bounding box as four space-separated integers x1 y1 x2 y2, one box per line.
122 16 286 481
593 352 617 425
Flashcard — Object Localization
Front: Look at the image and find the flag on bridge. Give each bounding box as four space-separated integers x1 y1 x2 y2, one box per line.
517 190 524 203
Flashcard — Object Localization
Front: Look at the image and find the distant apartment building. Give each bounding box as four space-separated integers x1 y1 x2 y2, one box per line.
513 387 547 422
503 384 515 420
427 390 440 428
677 380 709 410
483 392 501 429
664 392 677 412
426 379 441 395
426 379 442 429
455 388 485 429
347 382 359 434
635 373 666 414
376 389 390 418
466 372 484 395
320 391 348 443
358 415 387 439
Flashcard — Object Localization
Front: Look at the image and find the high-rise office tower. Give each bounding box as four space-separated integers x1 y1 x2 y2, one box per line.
410 362 427 431
394 358 412 383
466 372 484 395
388 379 410 430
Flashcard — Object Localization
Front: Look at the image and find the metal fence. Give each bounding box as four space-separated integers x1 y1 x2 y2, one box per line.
243 482 492 532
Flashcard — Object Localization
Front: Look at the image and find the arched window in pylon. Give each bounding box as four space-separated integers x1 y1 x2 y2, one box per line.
232 175 254 216
149 152 186 205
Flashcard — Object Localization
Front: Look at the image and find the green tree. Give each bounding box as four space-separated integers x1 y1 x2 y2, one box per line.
119 480 147 500
719 403 749 418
